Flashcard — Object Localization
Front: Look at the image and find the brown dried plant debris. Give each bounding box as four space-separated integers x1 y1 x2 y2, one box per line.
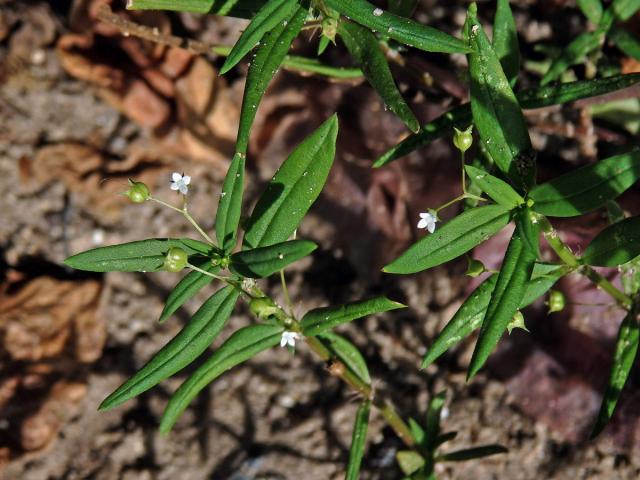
57 0 239 165
0 274 105 461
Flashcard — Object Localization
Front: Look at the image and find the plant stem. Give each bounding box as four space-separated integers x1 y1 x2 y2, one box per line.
534 213 632 308
436 192 486 215
280 270 295 319
150 197 216 246
461 150 467 194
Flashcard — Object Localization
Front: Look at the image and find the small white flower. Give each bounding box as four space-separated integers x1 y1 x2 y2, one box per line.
417 211 438 233
280 331 300 348
170 172 191 195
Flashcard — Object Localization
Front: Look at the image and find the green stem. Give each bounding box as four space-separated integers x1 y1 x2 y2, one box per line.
280 270 295 319
436 192 486 215
150 197 216 246
461 150 467 195
534 213 632 308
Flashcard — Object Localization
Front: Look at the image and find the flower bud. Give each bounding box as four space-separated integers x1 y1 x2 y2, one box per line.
322 16 339 43
465 258 486 278
126 179 150 203
249 297 279 319
163 247 188 273
547 290 566 313
453 126 473 153
507 310 528 334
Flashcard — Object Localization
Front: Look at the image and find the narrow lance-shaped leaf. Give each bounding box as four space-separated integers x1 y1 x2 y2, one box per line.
439 445 508 462
425 391 446 452
514 206 540 259
324 0 470 54
541 30 604 86
375 73 640 167
582 215 640 266
421 263 567 369
345 400 371 480
243 115 338 248
64 238 213 273
235 5 307 153
160 323 284 433
229 240 317 278
159 262 219 323
127 0 266 17
465 3 535 191
529 149 640 217
468 225 536 379
612 0 640 21
609 27 640 61
577 0 604 23
493 0 520 85
99 286 240 411
590 303 640 438
338 21 420 132
464 165 524 208
383 205 512 275
318 332 371 384
220 0 300 74
301 296 405 337
216 153 245 253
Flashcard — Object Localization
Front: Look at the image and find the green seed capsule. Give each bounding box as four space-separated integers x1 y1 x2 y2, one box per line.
453 126 473 153
249 297 279 319
465 258 486 278
507 311 528 334
321 16 339 42
163 247 188 273
126 179 150 203
547 290 566 313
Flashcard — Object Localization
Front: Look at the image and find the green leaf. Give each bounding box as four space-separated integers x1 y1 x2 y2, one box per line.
464 165 524 208
590 303 640 438
493 0 520 84
421 263 566 369
373 105 471 168
465 4 535 191
425 391 446 451
375 73 640 167
435 431 458 447
612 0 640 21
301 296 405 337
520 263 567 307
530 149 640 217
338 21 419 132
383 205 512 275
64 238 213 273
610 27 640 60
421 275 497 369
468 226 536 379
318 332 371 384
160 323 284 433
582 215 640 266
220 0 300 74
577 0 604 23
243 115 338 248
514 206 540 259
324 0 470 54
541 31 604 85
159 262 219 323
408 418 426 446
127 0 266 17
229 239 317 278
216 153 245 253
345 400 371 480
234 5 307 152
517 73 640 108
396 451 426 476
99 286 240 411
439 444 508 462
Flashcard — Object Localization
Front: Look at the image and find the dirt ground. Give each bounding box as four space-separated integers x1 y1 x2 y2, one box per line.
2 1 640 479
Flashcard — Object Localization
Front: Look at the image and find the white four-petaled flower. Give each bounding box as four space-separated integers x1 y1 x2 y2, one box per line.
417 211 438 233
280 331 300 348
170 172 191 195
